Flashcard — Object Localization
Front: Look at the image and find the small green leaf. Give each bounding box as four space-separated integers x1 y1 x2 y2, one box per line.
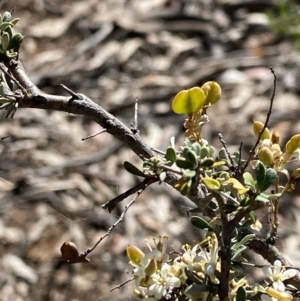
202 177 220 191
240 196 254 207
255 161 266 191
172 87 206 114
184 140 193 148
11 18 20 26
233 234 255 250
219 172 230 180
218 147 230 162
183 169 196 178
220 191 240 205
192 142 201 156
232 151 242 165
7 33 24 51
259 192 281 200
256 167 277 192
0 22 14 31
255 195 270 204
239 234 255 246
199 146 209 158
208 146 215 157
263 168 277 190
243 172 256 191
200 157 215 167
0 101 14 109
1 31 10 51
5 25 13 39
2 11 11 22
143 161 153 168
249 211 256 224
232 245 247 260
180 179 192 195
185 150 198 166
124 161 145 177
236 286 247 301
165 147 177 163
190 216 213 231
176 158 195 169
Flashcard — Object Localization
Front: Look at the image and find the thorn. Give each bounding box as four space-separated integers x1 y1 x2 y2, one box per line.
82 129 107 141
61 84 83 100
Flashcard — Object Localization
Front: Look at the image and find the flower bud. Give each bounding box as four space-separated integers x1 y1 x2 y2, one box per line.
271 144 282 160
127 245 144 266
253 120 270 140
258 147 273 167
286 134 300 154
271 130 280 144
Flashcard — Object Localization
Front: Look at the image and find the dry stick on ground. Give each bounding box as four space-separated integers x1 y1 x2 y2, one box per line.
4 58 300 288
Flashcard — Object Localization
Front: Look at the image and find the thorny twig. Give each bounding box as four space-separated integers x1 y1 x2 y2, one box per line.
61 84 84 100
102 177 157 212
82 128 107 141
242 66 276 171
130 97 139 134
0 62 27 95
67 190 143 263
110 277 135 292
218 133 236 168
83 188 144 259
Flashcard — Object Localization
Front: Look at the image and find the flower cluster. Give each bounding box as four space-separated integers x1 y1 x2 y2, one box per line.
127 234 251 301
127 237 298 301
252 120 300 173
260 260 298 301
127 236 181 300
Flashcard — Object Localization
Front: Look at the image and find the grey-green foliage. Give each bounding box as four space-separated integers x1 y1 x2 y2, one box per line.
0 71 20 117
267 0 300 41
0 11 24 58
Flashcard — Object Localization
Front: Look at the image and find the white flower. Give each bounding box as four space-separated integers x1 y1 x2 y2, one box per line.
175 244 199 269
263 260 298 292
197 234 220 284
147 263 181 299
146 236 169 263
